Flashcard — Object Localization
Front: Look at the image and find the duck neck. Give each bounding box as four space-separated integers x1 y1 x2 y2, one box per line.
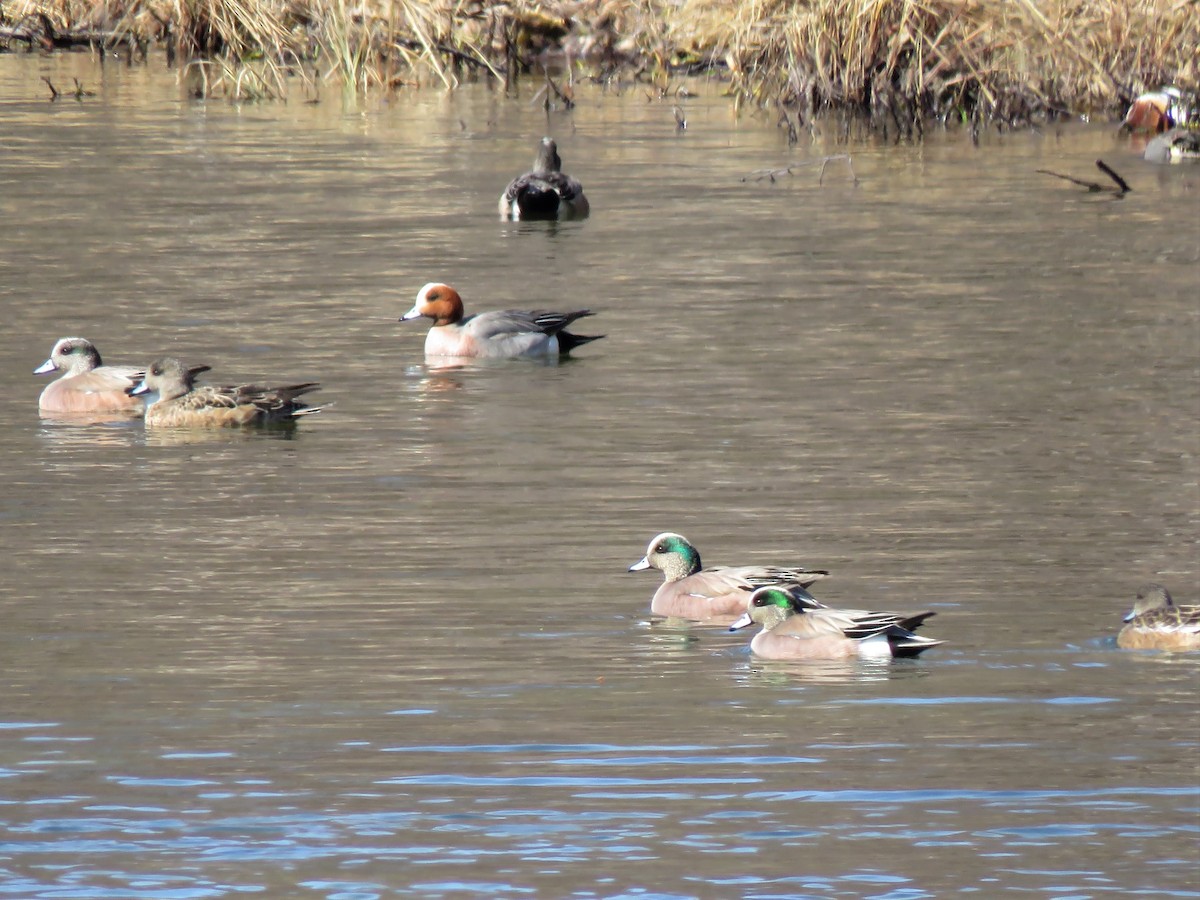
758 605 793 631
429 295 464 327
663 547 702 581
534 143 562 175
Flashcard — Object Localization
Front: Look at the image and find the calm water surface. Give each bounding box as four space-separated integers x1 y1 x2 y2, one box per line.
1 54 1198 899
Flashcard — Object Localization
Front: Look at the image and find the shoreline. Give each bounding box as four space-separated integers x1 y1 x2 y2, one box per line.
1 0 1195 132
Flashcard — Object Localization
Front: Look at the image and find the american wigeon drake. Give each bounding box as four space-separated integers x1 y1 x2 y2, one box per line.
730 586 943 661
400 282 603 359
628 532 830 622
1117 584 1200 651
499 137 589 220
128 357 322 428
1122 87 1187 134
34 337 144 414
1143 128 1200 164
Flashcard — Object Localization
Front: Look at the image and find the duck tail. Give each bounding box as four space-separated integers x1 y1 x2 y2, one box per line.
889 610 942 657
515 185 562 220
558 331 605 354
898 610 937 632
889 633 944 658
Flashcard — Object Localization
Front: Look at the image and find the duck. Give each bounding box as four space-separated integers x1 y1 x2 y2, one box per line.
400 282 602 359
628 532 830 622
1117 584 1200 651
499 137 589 220
1143 128 1200 164
34 337 144 414
128 357 322 427
1122 86 1188 134
730 586 943 660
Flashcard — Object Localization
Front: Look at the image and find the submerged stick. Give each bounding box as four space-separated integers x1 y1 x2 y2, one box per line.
544 72 574 109
819 155 857 185
41 76 60 101
743 155 857 185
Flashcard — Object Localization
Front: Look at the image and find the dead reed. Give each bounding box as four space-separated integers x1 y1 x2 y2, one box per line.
1 0 1195 125
694 0 1199 136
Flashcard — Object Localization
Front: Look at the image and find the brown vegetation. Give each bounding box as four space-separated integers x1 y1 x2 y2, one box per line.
1 0 1195 130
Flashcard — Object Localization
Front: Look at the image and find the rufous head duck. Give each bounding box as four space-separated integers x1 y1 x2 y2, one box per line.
400 283 465 327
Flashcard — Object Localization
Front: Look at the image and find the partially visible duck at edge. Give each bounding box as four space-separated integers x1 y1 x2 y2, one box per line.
1122 86 1189 134
400 282 603 360
628 531 830 622
499 137 590 220
128 357 323 428
1117 583 1200 652
1143 128 1200 164
730 586 944 661
34 336 144 415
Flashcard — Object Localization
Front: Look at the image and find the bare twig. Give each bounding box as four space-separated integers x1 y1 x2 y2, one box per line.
544 72 574 109
819 155 857 185
41 76 60 101
1095 159 1131 193
1036 169 1107 191
743 155 857 185
1036 158 1131 194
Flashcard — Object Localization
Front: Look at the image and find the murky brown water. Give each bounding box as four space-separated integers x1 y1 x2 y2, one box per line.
2 53 1198 899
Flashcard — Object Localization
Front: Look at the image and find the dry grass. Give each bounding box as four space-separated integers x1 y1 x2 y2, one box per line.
1 0 1195 123
679 0 1198 133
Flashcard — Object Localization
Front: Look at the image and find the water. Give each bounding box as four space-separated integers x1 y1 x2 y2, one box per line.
1 53 1198 898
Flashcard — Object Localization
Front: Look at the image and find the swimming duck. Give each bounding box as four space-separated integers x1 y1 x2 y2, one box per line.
34 337 144 414
128 357 322 427
628 532 830 622
1117 584 1200 651
400 282 602 359
499 137 589 220
730 586 943 660
1143 128 1200 164
1122 87 1188 134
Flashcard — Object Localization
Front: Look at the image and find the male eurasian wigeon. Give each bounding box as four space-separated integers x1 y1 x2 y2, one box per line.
34 337 144 414
499 137 590 220
400 282 602 359
128 357 322 428
1117 584 1200 651
730 586 943 661
627 532 830 622
1122 87 1187 134
1143 128 1200 164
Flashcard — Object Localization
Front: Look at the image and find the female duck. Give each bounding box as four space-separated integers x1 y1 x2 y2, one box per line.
1117 584 1200 651
400 282 602 359
1143 128 1200 164
129 357 322 427
730 586 943 660
499 137 589 220
34 337 144 414
628 532 829 622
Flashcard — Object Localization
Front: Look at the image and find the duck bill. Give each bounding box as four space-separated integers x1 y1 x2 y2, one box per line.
729 612 753 631
127 379 150 397
33 359 56 375
627 557 651 572
399 307 423 322
1122 609 1136 623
